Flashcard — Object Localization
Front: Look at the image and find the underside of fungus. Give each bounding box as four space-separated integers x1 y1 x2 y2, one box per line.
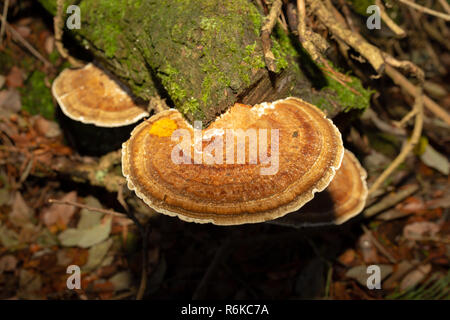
52 63 149 127
273 149 368 227
122 97 344 225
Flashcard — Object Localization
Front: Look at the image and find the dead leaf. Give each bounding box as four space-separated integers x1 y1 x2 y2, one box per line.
6 66 23 89
420 144 449 175
0 75 5 89
403 222 440 241
9 192 32 227
383 260 415 289
400 264 432 291
83 238 113 272
58 217 112 248
42 191 77 227
77 196 103 229
0 223 19 249
33 116 62 138
15 26 31 38
18 269 43 299
109 271 132 292
0 89 22 115
396 196 425 214
0 255 18 273
0 188 10 206
345 264 393 286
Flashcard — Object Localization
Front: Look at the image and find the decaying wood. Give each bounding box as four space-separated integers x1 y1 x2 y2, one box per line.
39 0 364 124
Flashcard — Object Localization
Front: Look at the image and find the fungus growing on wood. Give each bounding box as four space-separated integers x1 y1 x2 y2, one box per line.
122 97 344 225
52 63 149 127
274 149 368 227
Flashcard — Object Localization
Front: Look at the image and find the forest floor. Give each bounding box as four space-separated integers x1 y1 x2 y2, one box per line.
0 1 449 300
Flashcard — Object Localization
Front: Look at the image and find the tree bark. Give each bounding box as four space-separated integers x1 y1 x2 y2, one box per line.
39 0 370 125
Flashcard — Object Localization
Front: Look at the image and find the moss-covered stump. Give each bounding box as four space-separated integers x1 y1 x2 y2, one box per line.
39 0 371 125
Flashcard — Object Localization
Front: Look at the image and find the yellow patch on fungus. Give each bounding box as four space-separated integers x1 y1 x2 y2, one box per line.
149 118 178 137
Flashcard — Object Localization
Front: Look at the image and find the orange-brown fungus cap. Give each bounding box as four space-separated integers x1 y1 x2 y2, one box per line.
122 97 344 225
275 149 368 227
52 63 149 127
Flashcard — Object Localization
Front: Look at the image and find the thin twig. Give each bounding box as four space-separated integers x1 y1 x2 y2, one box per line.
386 65 450 125
362 225 398 264
437 0 450 14
48 199 127 217
399 0 450 21
376 0 406 37
0 0 9 47
261 0 282 72
307 0 385 72
394 108 418 127
0 13 52 67
368 86 424 195
364 184 419 218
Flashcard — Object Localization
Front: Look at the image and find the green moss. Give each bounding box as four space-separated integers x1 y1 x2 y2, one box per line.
323 74 373 112
347 0 375 16
248 4 263 36
20 71 55 120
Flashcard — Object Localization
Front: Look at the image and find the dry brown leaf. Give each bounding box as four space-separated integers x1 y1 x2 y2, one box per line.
0 255 18 273
403 221 441 241
0 89 22 115
400 264 432 291
9 192 32 227
6 66 24 89
41 191 77 227
33 116 62 138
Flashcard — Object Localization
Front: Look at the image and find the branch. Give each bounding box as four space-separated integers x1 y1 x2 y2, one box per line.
399 0 450 21
261 0 283 72
368 85 424 195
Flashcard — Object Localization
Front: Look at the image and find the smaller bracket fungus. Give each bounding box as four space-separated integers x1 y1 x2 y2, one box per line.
52 63 149 127
122 97 344 225
274 149 368 227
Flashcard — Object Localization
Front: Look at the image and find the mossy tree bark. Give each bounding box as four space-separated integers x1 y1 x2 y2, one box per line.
39 0 371 125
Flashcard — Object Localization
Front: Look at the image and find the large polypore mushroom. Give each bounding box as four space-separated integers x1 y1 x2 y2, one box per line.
273 149 368 227
122 97 344 225
52 63 149 154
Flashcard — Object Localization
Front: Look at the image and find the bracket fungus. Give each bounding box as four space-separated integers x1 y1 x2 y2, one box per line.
52 63 149 127
274 149 368 227
52 63 149 155
122 97 344 225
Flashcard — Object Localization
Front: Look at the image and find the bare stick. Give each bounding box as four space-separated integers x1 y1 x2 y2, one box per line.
0 13 51 67
364 184 419 218
386 65 450 125
399 0 450 21
0 0 9 47
362 225 397 263
261 0 282 72
368 87 423 195
297 0 323 61
48 198 127 217
376 0 406 37
438 0 450 14
307 0 385 72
